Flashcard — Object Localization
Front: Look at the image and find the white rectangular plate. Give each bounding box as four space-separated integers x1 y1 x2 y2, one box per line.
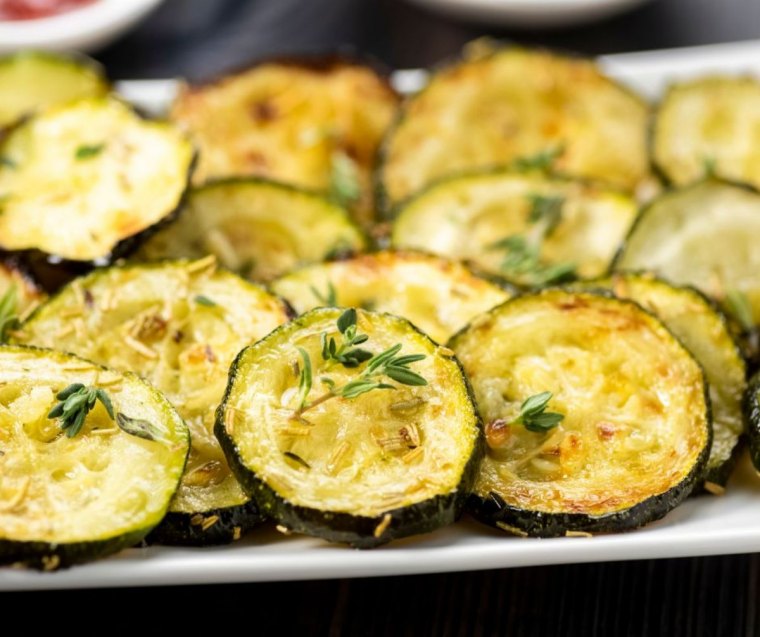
4 38 760 591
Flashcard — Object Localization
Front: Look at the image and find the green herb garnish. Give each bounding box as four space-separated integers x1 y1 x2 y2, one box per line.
75 143 105 160
48 384 115 438
115 412 163 442
724 289 755 332
329 151 361 208
527 194 564 236
512 146 564 172
310 282 337 307
194 295 217 307
294 309 427 415
510 391 565 433
0 285 18 342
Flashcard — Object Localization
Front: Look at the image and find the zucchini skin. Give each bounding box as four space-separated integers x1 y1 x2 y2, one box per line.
450 289 712 537
743 372 760 472
215 311 484 548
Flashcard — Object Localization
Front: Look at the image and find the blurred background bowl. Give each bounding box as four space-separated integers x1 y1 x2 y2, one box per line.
406 0 654 29
0 0 166 53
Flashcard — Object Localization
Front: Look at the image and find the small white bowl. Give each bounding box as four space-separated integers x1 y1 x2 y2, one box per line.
407 0 653 29
0 0 166 54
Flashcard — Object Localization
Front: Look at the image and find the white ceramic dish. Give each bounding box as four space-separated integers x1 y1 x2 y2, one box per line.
5 38 760 591
0 0 165 54
405 0 652 29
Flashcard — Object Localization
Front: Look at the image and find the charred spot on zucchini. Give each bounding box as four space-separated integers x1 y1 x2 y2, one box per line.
378 45 649 212
391 172 637 287
170 57 398 227
450 290 710 537
574 273 746 488
216 307 482 548
0 346 188 570
15 259 291 546
614 180 760 333
653 76 760 191
0 50 108 128
0 96 194 263
135 178 367 283
272 251 510 343
742 372 760 472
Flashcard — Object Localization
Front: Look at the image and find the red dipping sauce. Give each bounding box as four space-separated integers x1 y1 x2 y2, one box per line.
0 0 97 21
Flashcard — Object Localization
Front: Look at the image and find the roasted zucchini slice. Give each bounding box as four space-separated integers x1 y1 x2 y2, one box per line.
450 289 710 537
614 179 760 329
0 96 194 263
0 346 188 570
743 372 760 472
135 178 367 283
575 273 745 490
378 45 649 212
170 58 398 226
271 251 511 343
216 307 482 548
14 258 291 545
0 50 108 128
391 172 637 286
653 76 760 191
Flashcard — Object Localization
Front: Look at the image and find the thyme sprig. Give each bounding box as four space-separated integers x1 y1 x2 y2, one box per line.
310 281 337 307
512 145 564 172
48 383 114 438
75 143 105 160
510 391 565 433
294 309 427 414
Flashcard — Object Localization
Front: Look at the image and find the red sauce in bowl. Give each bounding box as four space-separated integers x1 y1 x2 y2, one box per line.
0 0 97 21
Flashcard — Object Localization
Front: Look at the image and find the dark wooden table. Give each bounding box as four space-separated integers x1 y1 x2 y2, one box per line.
29 0 760 633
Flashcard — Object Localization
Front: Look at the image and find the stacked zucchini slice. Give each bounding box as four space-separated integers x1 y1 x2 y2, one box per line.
4 41 760 570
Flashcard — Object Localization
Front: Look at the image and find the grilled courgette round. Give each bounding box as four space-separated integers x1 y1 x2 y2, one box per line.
0 96 194 264
450 289 710 537
743 372 760 473
216 307 482 548
0 346 189 570
135 178 367 283
391 172 637 287
14 259 291 545
575 273 745 490
614 179 760 330
272 251 510 343
170 57 398 227
653 76 760 191
378 45 649 212
0 50 108 128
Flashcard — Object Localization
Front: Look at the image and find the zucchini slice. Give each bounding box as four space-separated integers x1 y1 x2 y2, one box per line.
653 76 760 191
170 58 398 226
391 172 637 286
575 273 745 490
614 179 760 329
271 251 511 343
135 178 367 283
216 307 482 548
14 259 291 545
450 289 710 537
0 346 188 570
743 372 760 472
0 50 108 128
378 45 649 211
0 97 194 263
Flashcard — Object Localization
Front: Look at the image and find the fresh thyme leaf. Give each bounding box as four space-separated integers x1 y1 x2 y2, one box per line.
48 384 115 438
511 391 565 433
296 347 313 409
116 412 163 442
527 194 565 236
75 143 105 160
531 261 577 286
283 451 311 469
194 295 217 307
384 366 427 386
489 233 575 286
724 289 755 332
337 308 356 334
310 282 338 307
0 285 18 342
512 146 564 172
329 151 361 207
